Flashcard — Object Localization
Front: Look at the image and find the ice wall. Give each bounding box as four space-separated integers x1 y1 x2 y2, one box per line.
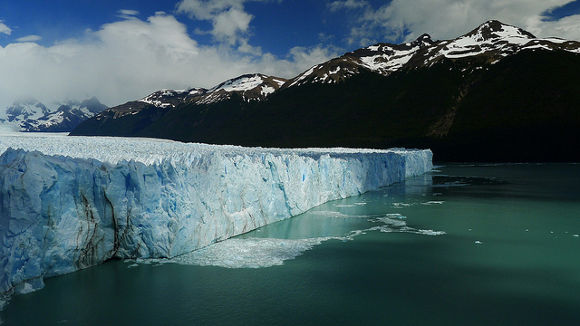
0 134 432 307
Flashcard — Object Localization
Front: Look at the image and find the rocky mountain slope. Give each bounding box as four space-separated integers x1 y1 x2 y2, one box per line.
71 21 580 162
100 74 286 120
2 97 107 132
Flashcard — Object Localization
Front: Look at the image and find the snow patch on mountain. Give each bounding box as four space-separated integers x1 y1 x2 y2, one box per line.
261 86 276 96
436 22 533 59
140 90 188 108
359 46 420 72
289 65 317 87
197 74 287 104
213 75 264 93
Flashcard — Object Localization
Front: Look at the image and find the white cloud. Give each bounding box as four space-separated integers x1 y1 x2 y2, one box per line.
259 45 340 77
176 0 249 20
0 12 337 110
237 38 263 55
526 14 580 40
15 35 42 42
328 0 369 12
333 0 580 45
0 20 11 35
118 9 140 19
176 0 263 45
212 8 253 44
119 9 139 16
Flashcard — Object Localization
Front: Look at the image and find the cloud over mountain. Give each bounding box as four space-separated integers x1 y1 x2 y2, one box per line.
0 11 336 110
330 0 580 45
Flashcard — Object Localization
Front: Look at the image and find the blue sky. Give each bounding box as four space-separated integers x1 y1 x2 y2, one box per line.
0 0 579 108
0 0 367 55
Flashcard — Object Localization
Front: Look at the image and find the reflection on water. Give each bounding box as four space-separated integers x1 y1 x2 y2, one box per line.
3 164 580 326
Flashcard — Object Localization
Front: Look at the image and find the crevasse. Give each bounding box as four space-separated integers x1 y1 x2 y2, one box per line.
0 135 432 308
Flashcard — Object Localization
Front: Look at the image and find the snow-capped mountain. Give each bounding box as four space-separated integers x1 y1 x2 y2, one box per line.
2 97 107 132
285 20 580 87
199 73 286 104
3 98 50 124
92 21 580 119
72 20 580 162
104 73 286 120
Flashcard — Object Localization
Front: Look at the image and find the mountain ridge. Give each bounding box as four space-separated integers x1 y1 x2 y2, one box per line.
2 97 107 132
71 21 580 162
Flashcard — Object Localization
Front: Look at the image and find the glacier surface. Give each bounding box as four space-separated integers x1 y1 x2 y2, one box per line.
0 133 432 307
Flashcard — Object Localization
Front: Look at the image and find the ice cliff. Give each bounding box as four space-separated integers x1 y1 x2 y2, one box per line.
0 134 432 307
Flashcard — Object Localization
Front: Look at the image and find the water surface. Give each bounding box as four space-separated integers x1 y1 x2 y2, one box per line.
3 164 580 325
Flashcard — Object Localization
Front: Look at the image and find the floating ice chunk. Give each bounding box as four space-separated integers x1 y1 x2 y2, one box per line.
422 201 445 205
386 213 406 219
393 202 413 207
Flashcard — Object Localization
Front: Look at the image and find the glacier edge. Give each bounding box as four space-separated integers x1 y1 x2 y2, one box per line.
0 136 432 309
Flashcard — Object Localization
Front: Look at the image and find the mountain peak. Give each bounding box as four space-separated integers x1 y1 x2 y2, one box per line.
416 33 432 41
4 96 107 132
414 33 435 46
210 73 286 94
6 97 49 122
479 19 506 28
203 73 287 104
213 73 286 90
133 73 288 109
469 20 536 40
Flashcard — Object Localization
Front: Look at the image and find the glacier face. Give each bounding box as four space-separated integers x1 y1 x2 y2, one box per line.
0 134 432 307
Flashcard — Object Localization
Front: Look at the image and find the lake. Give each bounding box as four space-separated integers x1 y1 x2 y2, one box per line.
2 164 580 325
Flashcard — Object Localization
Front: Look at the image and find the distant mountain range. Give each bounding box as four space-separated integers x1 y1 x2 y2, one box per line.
2 97 107 132
71 21 580 162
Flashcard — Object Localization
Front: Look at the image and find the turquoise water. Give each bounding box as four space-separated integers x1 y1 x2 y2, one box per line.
3 164 580 325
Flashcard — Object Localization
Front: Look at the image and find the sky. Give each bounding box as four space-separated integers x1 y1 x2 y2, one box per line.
0 0 579 109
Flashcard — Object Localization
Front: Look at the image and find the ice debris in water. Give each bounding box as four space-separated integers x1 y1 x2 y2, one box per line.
422 201 445 205
393 202 414 208
366 216 446 236
167 213 445 269
171 238 332 268
311 211 352 218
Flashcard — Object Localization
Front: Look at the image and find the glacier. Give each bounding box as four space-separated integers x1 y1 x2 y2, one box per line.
0 133 432 308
